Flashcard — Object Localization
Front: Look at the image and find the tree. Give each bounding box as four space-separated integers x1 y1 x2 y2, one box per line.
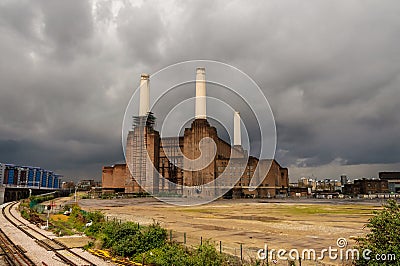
356 199 400 265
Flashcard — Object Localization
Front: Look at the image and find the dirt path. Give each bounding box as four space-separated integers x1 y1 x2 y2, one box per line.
77 198 382 265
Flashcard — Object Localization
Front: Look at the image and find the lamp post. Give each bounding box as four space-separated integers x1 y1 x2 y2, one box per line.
46 205 51 229
74 186 78 203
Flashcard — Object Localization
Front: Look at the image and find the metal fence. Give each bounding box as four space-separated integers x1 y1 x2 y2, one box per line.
166 230 352 266
104 214 353 266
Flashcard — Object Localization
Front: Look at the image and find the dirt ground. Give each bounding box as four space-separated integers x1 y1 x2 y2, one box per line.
71 197 385 265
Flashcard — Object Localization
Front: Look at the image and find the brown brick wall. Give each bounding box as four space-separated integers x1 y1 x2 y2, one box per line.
183 119 219 186
102 166 114 188
102 164 129 190
104 118 289 198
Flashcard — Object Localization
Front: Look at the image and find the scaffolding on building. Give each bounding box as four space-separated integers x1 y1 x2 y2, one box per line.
126 112 156 193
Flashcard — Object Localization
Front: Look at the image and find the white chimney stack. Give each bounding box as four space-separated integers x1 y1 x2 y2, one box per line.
195 67 206 119
139 74 150 116
234 111 241 146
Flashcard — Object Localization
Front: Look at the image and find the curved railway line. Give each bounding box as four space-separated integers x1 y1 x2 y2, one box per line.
0 226 35 266
2 201 96 266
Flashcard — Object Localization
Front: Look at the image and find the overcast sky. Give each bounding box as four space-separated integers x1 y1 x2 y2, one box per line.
0 0 399 182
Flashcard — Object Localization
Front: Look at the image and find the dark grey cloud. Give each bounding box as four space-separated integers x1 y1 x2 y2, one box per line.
0 0 399 182
37 0 94 61
0 0 36 39
116 1 166 65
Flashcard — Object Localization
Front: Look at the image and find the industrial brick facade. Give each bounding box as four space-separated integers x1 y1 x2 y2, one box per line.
103 117 288 198
102 68 289 198
343 178 389 195
102 164 130 192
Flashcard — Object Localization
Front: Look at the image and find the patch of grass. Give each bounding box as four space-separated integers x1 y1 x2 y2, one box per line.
45 206 104 236
276 204 376 215
51 214 69 222
174 207 224 214
50 219 75 236
19 200 30 209
20 208 30 220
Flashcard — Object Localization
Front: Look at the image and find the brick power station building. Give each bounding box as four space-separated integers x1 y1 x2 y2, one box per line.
102 68 289 199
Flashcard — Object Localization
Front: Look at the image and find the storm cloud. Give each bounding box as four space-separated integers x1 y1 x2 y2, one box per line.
0 0 399 181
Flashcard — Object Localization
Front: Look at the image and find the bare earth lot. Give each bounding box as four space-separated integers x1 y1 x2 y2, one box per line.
74 197 384 264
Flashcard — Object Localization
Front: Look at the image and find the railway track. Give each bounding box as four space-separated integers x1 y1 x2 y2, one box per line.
0 226 35 266
2 202 96 266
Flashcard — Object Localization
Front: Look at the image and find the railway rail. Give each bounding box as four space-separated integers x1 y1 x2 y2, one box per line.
0 226 35 266
2 201 96 266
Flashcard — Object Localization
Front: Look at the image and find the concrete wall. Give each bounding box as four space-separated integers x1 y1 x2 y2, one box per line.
0 186 4 204
0 187 64 204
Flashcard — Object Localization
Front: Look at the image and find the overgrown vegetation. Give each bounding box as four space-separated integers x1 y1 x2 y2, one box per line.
20 208 30 220
82 213 240 265
134 240 230 266
29 193 55 206
18 197 256 265
355 199 399 265
86 220 167 257
18 198 46 225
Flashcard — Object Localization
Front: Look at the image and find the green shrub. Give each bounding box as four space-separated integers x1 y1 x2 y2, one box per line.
133 241 229 266
193 241 224 266
134 243 192 266
20 209 30 220
68 206 86 230
94 221 167 258
356 199 400 265
83 210 105 234
81 194 91 199
84 220 104 237
30 194 55 205
141 223 167 251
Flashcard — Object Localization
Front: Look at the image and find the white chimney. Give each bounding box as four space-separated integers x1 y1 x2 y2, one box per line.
234 111 241 146
195 67 206 119
139 74 150 116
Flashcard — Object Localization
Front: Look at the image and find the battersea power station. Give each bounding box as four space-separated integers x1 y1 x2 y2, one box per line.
102 68 289 199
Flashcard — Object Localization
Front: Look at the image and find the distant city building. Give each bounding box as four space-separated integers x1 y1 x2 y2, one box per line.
315 179 341 192
77 179 97 191
0 162 61 189
298 177 316 188
343 178 389 195
289 186 310 197
379 172 400 193
102 68 289 198
61 181 75 190
340 175 348 186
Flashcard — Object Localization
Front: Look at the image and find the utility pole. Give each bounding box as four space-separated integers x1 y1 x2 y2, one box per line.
46 205 50 229
74 186 78 203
